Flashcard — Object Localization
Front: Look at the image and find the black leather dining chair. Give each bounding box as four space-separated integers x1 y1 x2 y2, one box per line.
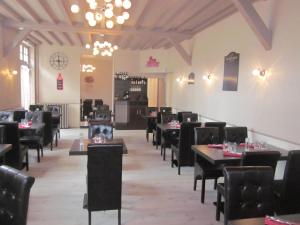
171 122 201 175
216 166 274 225
273 150 300 215
145 107 158 142
0 165 35 225
0 111 14 122
84 144 123 225
193 127 222 203
177 111 192 123
205 122 226 144
13 110 26 122
160 113 178 158
88 121 113 140
160 107 172 114
29 104 44 111
0 125 5 144
182 113 198 122
224 127 247 144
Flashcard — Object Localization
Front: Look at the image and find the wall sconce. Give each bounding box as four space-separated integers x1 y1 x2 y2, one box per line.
81 64 96 73
252 68 266 77
11 70 18 75
176 76 187 84
202 74 213 81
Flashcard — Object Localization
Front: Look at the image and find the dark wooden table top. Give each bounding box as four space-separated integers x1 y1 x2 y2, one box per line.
229 213 300 225
191 144 288 166
142 115 157 119
157 123 180 131
0 144 12 157
69 138 127 156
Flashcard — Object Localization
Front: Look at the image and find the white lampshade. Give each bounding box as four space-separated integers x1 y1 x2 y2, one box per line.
107 42 112 47
70 4 80 13
115 0 123 7
113 45 118 50
110 47 114 52
106 3 114 9
116 15 125 24
101 51 106 56
93 49 99 56
106 20 114 29
85 11 94 20
104 0 112 2
122 12 129 20
107 52 112 57
89 2 97 10
88 19 97 27
123 0 131 9
104 9 113 18
85 43 90 49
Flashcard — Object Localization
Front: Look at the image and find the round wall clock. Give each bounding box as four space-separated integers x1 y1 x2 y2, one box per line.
49 52 68 70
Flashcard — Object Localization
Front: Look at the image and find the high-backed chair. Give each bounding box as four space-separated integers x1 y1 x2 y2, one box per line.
171 122 201 175
216 166 274 225
94 110 111 121
94 99 103 108
193 127 222 203
20 111 44 162
205 122 226 144
216 151 281 222
153 112 162 148
224 127 247 144
0 122 29 170
160 107 172 114
13 110 26 122
160 113 178 158
182 113 198 122
88 122 113 140
29 104 44 111
83 99 93 119
0 111 14 122
274 150 300 215
42 111 54 150
0 165 35 225
47 106 61 145
145 107 158 142
177 111 192 123
84 144 123 225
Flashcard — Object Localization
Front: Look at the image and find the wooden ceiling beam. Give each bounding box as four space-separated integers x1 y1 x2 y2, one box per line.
62 32 74 46
15 0 42 23
4 28 30 57
168 37 192 66
37 0 59 24
27 34 42 45
34 31 53 45
55 0 73 25
231 0 272 50
77 33 84 47
48 31 64 45
0 0 24 22
134 0 153 27
4 20 192 40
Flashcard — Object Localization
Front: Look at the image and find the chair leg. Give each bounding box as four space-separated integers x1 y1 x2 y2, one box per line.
118 209 121 225
201 178 206 203
214 178 218 189
88 211 91 225
163 146 166 161
55 133 58 146
146 132 149 142
37 147 40 162
41 145 44 157
178 161 181 175
51 140 53 151
193 178 197 191
216 191 221 221
171 150 174 167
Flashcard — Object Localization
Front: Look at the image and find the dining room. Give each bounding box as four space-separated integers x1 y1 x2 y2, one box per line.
0 0 300 225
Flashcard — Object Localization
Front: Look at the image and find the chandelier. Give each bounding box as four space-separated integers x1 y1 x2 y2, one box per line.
81 64 96 72
71 0 131 29
86 41 118 56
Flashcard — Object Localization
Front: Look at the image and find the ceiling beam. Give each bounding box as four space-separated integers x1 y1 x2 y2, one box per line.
0 0 24 22
168 37 192 66
62 32 74 46
37 0 59 23
77 33 84 47
48 31 63 45
4 28 30 57
16 0 42 23
27 34 42 45
134 0 151 27
231 0 272 50
34 31 53 45
55 0 72 25
4 20 192 40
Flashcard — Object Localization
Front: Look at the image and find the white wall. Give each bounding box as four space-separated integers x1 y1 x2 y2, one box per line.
38 45 83 127
162 0 300 150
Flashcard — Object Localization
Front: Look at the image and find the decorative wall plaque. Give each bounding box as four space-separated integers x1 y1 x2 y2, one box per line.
223 52 240 91
188 72 195 85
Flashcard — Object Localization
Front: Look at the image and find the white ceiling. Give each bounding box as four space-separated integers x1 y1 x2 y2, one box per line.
0 0 261 50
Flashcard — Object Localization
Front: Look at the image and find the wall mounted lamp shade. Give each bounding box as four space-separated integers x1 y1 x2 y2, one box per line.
12 70 18 75
176 76 187 84
71 0 131 29
202 74 212 81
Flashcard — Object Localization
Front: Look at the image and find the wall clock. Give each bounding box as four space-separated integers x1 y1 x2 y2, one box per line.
49 52 68 70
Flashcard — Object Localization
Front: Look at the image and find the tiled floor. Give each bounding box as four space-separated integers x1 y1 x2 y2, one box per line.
26 128 223 225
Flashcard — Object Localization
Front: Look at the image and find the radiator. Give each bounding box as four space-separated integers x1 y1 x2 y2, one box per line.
44 104 69 128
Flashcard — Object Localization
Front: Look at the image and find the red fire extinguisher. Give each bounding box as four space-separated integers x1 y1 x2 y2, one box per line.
57 73 63 90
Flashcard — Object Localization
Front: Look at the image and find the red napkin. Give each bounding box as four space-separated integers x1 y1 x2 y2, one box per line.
223 151 242 157
264 215 300 225
239 143 255 148
208 144 224 149
19 124 31 128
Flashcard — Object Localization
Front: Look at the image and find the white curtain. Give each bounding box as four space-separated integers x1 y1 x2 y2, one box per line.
147 78 158 107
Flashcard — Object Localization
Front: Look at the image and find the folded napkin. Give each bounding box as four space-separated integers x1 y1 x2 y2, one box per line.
264 215 300 225
208 144 224 149
239 143 255 148
19 124 31 128
223 150 242 157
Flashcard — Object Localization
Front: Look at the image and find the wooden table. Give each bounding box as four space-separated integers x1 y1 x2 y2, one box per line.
229 213 300 225
191 145 288 166
69 138 127 156
0 144 12 163
156 123 180 150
